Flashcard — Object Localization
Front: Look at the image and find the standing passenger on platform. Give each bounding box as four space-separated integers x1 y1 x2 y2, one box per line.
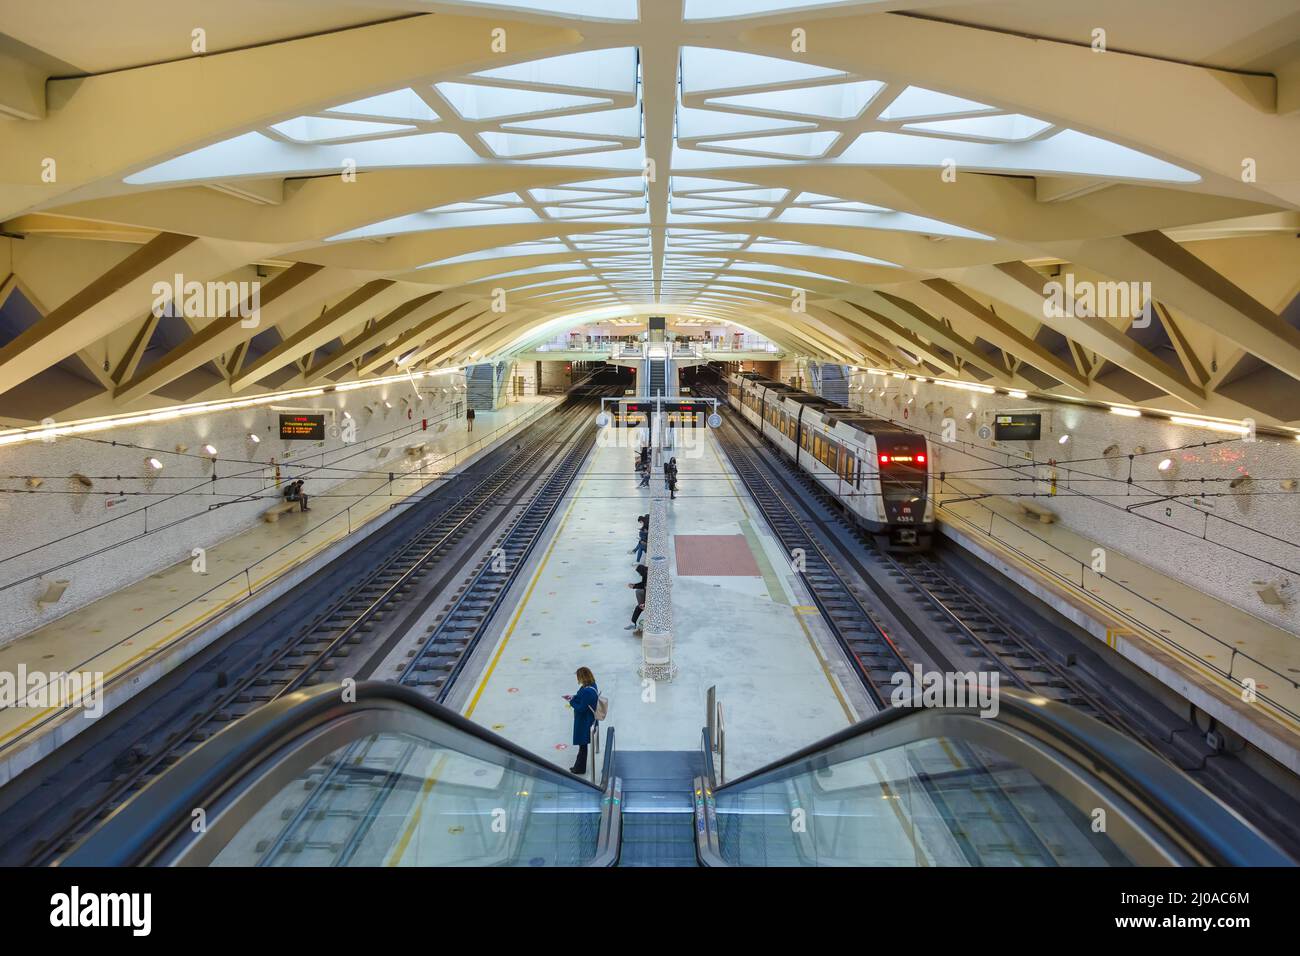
625 563 648 631
626 581 646 632
665 458 678 500
637 445 651 488
565 667 599 774
629 515 648 562
466 406 475 432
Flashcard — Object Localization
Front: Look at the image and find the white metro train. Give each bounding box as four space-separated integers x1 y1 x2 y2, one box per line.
727 371 935 550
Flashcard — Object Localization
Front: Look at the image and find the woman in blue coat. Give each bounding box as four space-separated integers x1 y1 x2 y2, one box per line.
566 667 599 774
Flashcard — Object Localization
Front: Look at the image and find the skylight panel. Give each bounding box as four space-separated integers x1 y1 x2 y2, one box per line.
678 187 788 204
878 85 997 120
708 80 884 119
680 47 845 94
561 177 649 192
774 206 993 239
703 130 840 158
472 47 639 94
902 113 1053 141
838 129 1199 182
504 106 642 138
479 131 618 157
269 116 415 143
542 205 630 219
127 131 484 187
326 89 440 122
529 188 637 203
793 192 888 212
676 106 815 138
436 82 608 120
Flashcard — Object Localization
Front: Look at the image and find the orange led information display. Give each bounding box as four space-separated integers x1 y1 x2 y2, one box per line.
279 414 325 440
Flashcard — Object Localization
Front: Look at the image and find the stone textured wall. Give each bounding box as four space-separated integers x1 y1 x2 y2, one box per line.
0 373 466 644
849 372 1300 635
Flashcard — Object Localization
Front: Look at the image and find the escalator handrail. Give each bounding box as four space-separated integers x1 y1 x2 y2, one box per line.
700 726 717 791
592 726 621 867
708 688 1292 867
61 681 603 867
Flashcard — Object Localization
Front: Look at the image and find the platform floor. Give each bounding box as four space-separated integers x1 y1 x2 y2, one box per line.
0 396 559 768
936 480 1300 760
454 425 867 783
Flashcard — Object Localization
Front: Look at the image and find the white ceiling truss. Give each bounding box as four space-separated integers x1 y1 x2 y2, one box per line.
1 0 1299 427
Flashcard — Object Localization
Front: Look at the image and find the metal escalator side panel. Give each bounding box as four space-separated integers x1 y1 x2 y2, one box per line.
60 682 604 867
705 690 1292 867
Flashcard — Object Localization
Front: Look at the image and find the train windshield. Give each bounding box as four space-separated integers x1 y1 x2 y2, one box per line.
876 442 927 504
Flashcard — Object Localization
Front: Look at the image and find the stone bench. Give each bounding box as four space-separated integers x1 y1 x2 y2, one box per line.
1018 499 1058 524
263 500 299 523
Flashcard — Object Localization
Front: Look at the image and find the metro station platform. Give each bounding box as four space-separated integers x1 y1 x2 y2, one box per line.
448 423 870 781
935 482 1300 774
0 396 559 783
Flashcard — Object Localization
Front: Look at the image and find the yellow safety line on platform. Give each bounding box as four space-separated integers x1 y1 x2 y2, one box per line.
791 605 858 726
462 451 596 720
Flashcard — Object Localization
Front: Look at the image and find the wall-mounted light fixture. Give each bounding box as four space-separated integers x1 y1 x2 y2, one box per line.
1171 416 1250 436
146 457 164 470
1156 457 1179 477
1058 434 1070 445
248 433 261 444
203 444 218 457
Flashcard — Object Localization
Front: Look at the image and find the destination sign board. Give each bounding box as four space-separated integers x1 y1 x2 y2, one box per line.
279 414 325 441
994 413 1042 441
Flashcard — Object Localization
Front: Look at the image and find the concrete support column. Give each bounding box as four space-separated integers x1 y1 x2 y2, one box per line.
640 409 677 681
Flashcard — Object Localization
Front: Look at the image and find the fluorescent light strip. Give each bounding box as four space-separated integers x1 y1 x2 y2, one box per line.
1169 416 1251 436
0 367 464 448
1109 406 1142 417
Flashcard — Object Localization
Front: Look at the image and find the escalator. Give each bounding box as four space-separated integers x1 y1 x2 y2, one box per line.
61 684 1290 866
62 683 620 867
695 690 1290 867
647 357 666 397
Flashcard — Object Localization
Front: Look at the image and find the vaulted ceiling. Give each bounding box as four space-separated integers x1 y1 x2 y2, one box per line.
1 0 1299 426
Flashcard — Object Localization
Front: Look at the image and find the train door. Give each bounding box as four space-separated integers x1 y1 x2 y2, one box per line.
794 407 804 468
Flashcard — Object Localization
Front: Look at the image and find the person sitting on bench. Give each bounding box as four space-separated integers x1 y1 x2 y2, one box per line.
283 479 310 512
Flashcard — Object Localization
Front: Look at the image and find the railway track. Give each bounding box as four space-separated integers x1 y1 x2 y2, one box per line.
700 375 1300 858
711 415 909 708
251 392 600 864
709 386 1141 721
13 388 607 865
